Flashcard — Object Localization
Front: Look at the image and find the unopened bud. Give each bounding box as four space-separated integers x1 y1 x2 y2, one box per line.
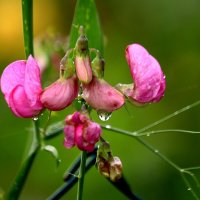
96 141 123 182
92 51 105 78
74 26 92 84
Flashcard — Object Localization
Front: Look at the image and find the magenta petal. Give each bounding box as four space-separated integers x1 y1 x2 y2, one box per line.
83 77 125 112
24 55 43 108
64 125 75 148
125 44 166 103
1 60 26 103
75 125 85 150
9 85 41 118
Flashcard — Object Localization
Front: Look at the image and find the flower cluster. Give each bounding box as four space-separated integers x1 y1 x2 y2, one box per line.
0 28 166 153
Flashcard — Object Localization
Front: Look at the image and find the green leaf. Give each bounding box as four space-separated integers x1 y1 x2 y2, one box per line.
42 145 61 168
69 0 103 54
45 121 64 140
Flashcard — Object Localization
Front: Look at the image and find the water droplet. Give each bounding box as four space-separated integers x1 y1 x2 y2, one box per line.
146 133 150 137
154 149 159 153
187 188 191 191
32 117 38 121
97 111 112 121
105 125 111 129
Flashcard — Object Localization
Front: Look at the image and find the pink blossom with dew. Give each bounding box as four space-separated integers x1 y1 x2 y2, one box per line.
40 76 78 111
64 112 102 152
0 55 44 118
125 44 166 104
82 77 125 113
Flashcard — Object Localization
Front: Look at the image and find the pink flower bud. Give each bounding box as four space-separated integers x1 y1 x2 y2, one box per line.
125 44 166 104
40 76 78 111
0 55 44 118
74 55 93 84
64 112 102 152
82 77 125 112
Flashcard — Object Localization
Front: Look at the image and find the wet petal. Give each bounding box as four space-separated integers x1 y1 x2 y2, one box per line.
125 44 166 103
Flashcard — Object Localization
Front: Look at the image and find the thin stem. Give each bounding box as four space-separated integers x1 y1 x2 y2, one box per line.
77 151 87 200
22 0 34 58
101 124 200 199
7 120 40 200
136 129 200 137
133 100 200 135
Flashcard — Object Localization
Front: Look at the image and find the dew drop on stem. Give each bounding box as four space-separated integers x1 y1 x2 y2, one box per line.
32 117 38 121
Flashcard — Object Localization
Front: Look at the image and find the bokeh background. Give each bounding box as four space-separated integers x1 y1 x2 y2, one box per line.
1 0 200 199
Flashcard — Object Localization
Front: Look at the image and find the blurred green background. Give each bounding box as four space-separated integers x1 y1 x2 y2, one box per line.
1 0 200 199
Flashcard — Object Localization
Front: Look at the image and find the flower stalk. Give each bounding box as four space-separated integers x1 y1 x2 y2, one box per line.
77 151 87 200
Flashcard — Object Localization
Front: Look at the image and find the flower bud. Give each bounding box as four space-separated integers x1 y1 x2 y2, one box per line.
74 27 92 84
96 142 123 182
91 51 105 78
64 112 102 152
109 156 123 182
40 76 78 111
0 55 44 118
124 44 166 104
82 77 125 112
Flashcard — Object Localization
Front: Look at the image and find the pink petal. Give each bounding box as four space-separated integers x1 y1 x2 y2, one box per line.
83 122 101 144
1 60 26 103
24 55 43 108
64 125 75 148
75 124 85 150
75 56 92 84
40 76 78 111
83 77 125 112
125 44 166 103
9 85 41 118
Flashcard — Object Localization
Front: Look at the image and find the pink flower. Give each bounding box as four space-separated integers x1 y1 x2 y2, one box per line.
0 55 44 118
82 77 125 112
124 44 166 104
40 76 78 111
64 112 102 152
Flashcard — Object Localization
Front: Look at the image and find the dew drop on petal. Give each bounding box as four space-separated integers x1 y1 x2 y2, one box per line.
97 111 112 121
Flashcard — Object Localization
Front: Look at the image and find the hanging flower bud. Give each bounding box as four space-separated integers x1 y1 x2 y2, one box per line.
40 76 78 111
96 141 123 182
0 55 44 118
64 111 102 152
82 77 125 112
109 156 123 182
122 44 166 104
74 26 92 84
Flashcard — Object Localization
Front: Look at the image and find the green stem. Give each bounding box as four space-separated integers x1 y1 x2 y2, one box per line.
101 125 180 171
7 120 40 200
77 151 87 200
101 124 200 199
6 1 41 199
22 0 34 58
